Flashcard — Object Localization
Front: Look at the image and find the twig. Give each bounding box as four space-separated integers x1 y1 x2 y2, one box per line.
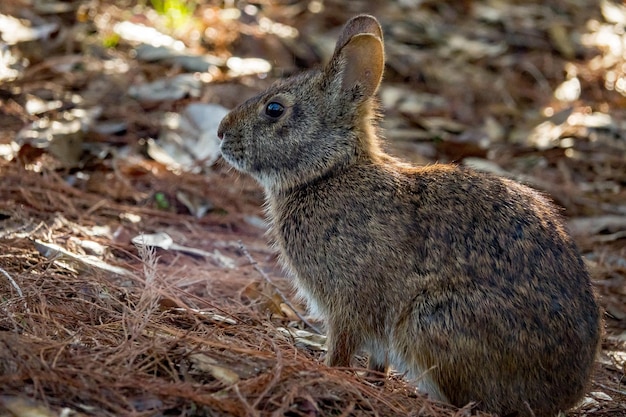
596 383 626 397
233 384 260 417
0 266 29 314
520 60 551 95
238 241 323 335
1 267 23 298
252 338 283 409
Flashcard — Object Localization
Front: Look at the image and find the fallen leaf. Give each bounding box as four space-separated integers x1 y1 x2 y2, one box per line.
132 232 236 267
0 396 68 417
188 353 240 385
128 74 202 102
277 327 327 351
150 103 228 172
33 239 134 277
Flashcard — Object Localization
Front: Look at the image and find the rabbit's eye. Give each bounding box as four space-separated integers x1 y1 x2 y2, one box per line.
265 102 285 119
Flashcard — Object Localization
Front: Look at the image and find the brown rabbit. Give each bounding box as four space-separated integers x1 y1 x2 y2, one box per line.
217 15 601 417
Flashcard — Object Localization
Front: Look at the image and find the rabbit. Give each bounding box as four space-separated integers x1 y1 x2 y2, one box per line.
217 14 601 417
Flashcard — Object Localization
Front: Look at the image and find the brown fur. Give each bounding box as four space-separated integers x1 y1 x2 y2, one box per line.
217 15 601 417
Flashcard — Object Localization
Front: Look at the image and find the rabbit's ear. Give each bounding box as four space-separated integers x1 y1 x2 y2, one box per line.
336 34 384 99
332 15 383 56
326 15 384 99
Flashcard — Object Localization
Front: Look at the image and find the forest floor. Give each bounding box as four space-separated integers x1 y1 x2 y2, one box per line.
0 0 625 416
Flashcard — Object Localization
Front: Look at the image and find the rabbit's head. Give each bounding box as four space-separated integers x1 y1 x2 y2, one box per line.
218 15 385 192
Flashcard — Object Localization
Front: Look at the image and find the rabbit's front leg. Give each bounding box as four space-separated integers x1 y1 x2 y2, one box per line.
367 354 388 374
324 322 361 367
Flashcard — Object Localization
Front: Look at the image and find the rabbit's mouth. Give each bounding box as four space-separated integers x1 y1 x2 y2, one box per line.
219 135 247 173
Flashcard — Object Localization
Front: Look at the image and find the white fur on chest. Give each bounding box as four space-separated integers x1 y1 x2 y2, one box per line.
266 197 330 322
279 257 328 321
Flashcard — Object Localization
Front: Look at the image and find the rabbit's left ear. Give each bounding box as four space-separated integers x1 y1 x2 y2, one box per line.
325 15 385 100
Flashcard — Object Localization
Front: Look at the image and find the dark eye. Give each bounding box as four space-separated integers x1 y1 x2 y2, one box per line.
265 102 285 119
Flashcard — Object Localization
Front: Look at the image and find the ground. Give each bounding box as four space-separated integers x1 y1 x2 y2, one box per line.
0 0 625 416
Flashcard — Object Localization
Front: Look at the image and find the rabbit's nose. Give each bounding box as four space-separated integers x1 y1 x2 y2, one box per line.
217 117 229 140
217 117 234 141
217 111 236 140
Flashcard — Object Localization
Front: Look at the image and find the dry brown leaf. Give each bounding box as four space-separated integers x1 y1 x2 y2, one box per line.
188 353 240 385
